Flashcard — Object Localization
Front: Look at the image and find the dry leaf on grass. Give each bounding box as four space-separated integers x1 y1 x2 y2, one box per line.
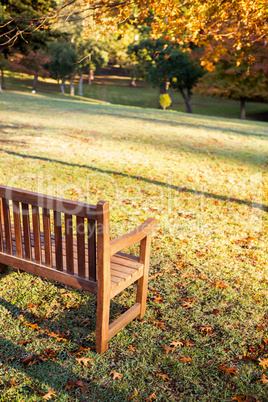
156 373 170 381
219 364 237 375
146 393 157 401
75 357 93 367
170 341 184 348
41 389 57 400
258 357 268 369
180 355 192 363
127 391 139 399
231 395 252 402
110 370 122 380
163 346 175 354
260 373 268 384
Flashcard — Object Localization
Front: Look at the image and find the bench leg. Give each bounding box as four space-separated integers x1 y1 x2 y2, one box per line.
0 263 8 273
95 293 110 353
136 235 151 319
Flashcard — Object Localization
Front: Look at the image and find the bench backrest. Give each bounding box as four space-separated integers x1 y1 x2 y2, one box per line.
0 185 99 281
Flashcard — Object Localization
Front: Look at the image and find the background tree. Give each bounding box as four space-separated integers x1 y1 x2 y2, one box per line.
128 39 204 113
195 41 268 119
0 0 58 89
2 1 266 71
10 51 50 91
46 42 77 95
75 38 109 96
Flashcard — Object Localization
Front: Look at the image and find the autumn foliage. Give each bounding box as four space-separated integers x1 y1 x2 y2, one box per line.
1 1 267 69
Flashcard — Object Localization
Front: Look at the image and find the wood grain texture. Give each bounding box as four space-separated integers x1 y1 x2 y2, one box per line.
136 235 152 319
43 208 52 267
0 185 97 219
108 303 141 341
0 199 3 253
65 214 74 274
22 203 32 261
54 211 63 271
76 216 85 278
32 205 41 264
2 198 12 255
110 218 157 256
95 201 111 353
88 219 96 281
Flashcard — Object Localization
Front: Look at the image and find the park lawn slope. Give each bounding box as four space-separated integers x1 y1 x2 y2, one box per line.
0 91 268 401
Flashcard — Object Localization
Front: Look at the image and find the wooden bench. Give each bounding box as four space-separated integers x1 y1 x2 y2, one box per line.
0 185 157 353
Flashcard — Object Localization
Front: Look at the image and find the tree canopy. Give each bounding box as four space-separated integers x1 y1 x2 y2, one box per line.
1 1 267 69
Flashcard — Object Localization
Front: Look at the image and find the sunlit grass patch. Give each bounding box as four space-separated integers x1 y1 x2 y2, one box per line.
0 90 267 401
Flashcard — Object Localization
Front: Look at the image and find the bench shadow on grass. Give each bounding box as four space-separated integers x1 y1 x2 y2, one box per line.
0 286 129 400
4 150 268 213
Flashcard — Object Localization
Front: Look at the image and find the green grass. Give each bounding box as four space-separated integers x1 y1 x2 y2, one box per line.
0 88 268 401
4 71 268 121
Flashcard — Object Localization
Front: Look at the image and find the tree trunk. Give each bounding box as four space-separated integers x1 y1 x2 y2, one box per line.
88 69 94 85
33 74 38 91
70 76 75 96
1 68 6 90
60 77 66 95
78 74 83 96
240 98 246 119
130 77 136 87
179 87 193 113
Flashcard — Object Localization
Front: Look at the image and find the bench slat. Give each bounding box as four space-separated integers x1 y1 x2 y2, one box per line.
88 220 96 281
32 206 41 264
0 199 4 252
43 208 52 267
22 203 32 261
2 198 12 255
13 201 23 259
54 211 63 271
76 216 85 278
65 214 74 274
0 185 97 219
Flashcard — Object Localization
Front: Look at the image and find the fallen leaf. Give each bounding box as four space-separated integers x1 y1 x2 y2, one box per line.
146 393 157 401
153 320 166 329
65 379 84 389
41 390 57 400
128 345 136 352
212 281 227 289
153 295 163 303
219 364 237 375
75 357 93 367
231 395 252 402
170 341 184 348
110 370 122 380
180 355 192 363
156 373 170 381
258 357 268 369
127 391 139 399
184 340 195 347
25 322 39 330
260 373 268 384
163 346 175 354
199 326 214 335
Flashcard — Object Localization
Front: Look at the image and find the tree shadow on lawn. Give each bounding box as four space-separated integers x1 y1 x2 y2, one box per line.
0 286 130 400
4 150 268 213
1 120 267 169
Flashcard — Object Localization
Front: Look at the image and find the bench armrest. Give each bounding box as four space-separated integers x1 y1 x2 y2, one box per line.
110 218 157 257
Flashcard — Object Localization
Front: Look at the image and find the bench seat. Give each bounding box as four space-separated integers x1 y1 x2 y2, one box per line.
2 225 144 298
0 186 156 352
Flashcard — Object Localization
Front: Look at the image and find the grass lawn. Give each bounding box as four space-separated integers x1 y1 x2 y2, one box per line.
0 88 268 401
4 71 268 121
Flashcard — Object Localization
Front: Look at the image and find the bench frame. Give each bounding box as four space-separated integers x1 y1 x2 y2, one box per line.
0 185 156 353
